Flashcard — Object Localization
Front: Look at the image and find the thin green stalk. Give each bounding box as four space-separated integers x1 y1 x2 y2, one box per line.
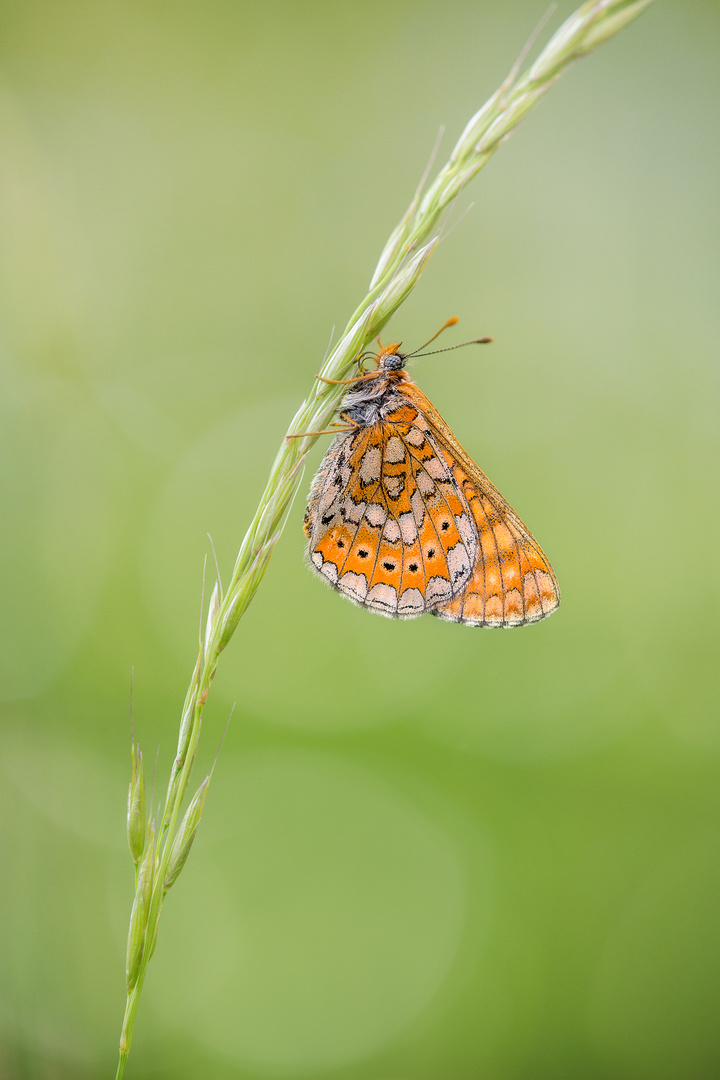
114 1 655 1074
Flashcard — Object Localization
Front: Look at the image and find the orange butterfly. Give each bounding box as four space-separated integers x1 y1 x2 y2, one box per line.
303 323 559 626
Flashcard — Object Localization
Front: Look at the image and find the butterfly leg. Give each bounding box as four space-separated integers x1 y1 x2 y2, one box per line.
286 414 360 440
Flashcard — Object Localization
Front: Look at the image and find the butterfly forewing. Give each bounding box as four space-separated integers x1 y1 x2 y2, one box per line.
304 407 478 618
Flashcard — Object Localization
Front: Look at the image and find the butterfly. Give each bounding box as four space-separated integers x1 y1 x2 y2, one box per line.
303 322 560 626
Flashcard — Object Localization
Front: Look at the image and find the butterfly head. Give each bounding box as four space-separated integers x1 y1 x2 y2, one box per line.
341 322 491 421
347 340 410 394
375 342 407 373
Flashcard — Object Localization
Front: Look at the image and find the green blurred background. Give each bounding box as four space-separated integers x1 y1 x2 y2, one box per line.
1 1 719 1077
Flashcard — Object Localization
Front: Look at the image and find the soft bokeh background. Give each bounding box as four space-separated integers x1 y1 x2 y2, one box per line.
1 1 719 1077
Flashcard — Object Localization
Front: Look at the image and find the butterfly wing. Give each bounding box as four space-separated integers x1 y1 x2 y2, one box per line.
399 381 560 627
304 406 478 618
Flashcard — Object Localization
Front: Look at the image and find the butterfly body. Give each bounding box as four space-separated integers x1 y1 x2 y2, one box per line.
304 342 559 626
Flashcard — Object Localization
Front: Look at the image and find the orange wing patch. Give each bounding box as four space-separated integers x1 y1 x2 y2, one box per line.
393 379 560 628
432 453 560 627
304 407 478 618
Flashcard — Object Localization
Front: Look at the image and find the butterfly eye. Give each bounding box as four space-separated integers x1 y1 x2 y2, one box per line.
382 561 396 572
427 548 436 558
408 563 419 573
358 549 369 559
337 540 345 548
382 354 405 372
440 520 450 531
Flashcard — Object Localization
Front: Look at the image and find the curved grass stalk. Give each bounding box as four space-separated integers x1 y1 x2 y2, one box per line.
114 2 655 1075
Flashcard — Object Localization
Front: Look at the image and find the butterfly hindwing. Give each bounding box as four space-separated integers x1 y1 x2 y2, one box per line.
398 381 560 626
433 456 560 626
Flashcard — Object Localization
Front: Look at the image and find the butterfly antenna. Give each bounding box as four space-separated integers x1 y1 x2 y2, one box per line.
414 334 492 356
408 317 492 360
405 317 460 357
